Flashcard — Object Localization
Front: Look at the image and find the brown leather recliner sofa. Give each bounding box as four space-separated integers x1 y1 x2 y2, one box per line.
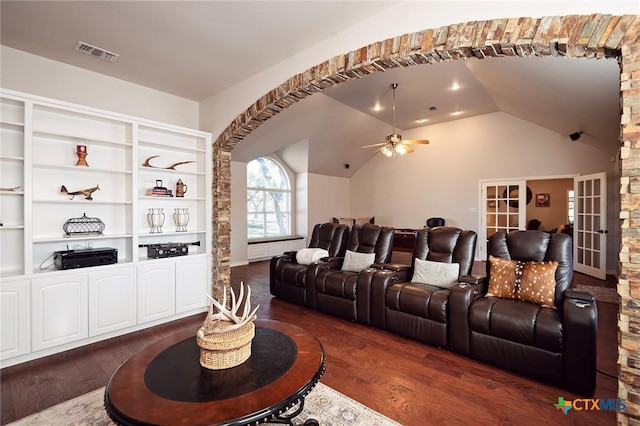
270 222 349 307
449 231 597 396
269 226 597 396
306 223 394 323
361 226 477 348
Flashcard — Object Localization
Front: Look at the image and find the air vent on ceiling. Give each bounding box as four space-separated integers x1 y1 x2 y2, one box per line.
74 41 119 63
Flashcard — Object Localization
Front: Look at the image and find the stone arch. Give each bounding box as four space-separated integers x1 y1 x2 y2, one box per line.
211 14 639 418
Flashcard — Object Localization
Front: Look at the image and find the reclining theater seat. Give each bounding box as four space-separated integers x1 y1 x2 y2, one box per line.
270 222 349 307
366 226 477 348
449 230 598 396
308 223 394 323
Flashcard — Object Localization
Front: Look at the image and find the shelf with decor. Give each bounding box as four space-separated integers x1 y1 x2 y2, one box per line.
33 164 133 175
0 88 212 368
0 95 26 277
33 233 134 243
0 189 24 195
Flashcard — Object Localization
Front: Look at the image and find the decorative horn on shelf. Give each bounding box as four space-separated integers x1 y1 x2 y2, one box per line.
142 155 196 170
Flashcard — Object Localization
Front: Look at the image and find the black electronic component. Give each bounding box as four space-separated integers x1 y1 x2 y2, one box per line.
54 247 117 270
146 243 189 259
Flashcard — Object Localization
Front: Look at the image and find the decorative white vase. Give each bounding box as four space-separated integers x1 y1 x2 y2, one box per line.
173 208 189 232
147 208 165 233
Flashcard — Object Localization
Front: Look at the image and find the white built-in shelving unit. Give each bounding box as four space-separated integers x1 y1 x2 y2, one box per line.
0 89 212 367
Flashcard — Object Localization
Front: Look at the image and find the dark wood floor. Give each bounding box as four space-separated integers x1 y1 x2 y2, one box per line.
1 261 619 425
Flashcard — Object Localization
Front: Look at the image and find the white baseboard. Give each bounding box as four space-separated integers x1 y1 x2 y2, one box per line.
230 260 249 267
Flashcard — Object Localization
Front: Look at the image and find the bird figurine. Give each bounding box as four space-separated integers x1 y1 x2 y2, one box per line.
60 184 100 200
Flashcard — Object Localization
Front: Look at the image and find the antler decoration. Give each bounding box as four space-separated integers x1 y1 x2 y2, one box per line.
142 155 196 170
197 282 259 338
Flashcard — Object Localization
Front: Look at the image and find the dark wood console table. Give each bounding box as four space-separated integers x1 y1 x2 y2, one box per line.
104 319 325 425
393 229 418 253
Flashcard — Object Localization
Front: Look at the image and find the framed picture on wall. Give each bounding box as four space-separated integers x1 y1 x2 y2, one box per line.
536 193 550 207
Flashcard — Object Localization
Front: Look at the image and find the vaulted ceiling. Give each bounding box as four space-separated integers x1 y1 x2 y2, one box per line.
1 1 622 177
234 56 620 177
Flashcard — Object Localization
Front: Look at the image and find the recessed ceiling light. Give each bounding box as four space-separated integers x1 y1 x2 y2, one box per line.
373 103 382 112
416 118 428 123
450 82 461 91
451 110 464 116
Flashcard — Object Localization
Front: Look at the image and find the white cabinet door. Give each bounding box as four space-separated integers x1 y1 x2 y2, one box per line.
137 262 175 324
31 274 88 352
175 256 207 314
0 280 29 361
88 266 136 337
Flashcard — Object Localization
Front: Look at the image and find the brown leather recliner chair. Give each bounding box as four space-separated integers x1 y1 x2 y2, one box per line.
363 226 477 347
270 223 349 307
449 231 597 396
307 223 394 323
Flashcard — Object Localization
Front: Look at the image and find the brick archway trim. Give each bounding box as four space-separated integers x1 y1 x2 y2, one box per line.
211 14 639 419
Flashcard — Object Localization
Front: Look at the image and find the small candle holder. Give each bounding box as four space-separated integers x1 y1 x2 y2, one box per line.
76 145 89 167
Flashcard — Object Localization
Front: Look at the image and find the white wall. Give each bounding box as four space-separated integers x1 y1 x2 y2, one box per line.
350 111 618 268
307 173 350 238
1 46 199 128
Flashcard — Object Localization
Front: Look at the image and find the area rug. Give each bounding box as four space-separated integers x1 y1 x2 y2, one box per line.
576 284 620 304
7 382 401 426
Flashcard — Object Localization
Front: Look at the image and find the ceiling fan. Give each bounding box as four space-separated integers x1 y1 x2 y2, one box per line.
362 83 429 157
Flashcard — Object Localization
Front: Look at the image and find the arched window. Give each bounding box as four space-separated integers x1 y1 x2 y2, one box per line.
247 157 291 239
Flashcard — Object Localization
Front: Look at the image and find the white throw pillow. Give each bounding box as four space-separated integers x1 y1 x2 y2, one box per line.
296 248 329 265
341 250 376 272
411 258 460 289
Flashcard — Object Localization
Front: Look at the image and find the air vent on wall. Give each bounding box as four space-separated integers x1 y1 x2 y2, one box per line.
74 41 119 63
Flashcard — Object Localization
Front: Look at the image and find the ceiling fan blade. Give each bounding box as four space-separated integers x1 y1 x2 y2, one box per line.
405 146 415 154
402 139 430 145
361 142 386 148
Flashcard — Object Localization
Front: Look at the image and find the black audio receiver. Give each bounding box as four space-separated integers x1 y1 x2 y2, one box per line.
147 243 189 259
139 241 200 259
54 247 118 270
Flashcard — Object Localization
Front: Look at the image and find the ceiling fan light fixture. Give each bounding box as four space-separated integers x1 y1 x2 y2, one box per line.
388 133 402 144
362 83 429 157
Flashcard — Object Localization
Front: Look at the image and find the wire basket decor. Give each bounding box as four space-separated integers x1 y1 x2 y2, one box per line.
63 213 105 237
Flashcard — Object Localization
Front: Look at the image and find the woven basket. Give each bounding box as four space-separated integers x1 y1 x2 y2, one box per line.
196 321 255 370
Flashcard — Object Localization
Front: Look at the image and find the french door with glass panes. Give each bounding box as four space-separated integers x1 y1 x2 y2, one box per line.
479 180 527 259
573 172 607 280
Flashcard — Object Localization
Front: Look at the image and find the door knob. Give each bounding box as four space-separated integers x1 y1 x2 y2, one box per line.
597 229 608 234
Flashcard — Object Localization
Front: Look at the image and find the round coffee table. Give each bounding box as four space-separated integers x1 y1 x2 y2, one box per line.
104 319 325 425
